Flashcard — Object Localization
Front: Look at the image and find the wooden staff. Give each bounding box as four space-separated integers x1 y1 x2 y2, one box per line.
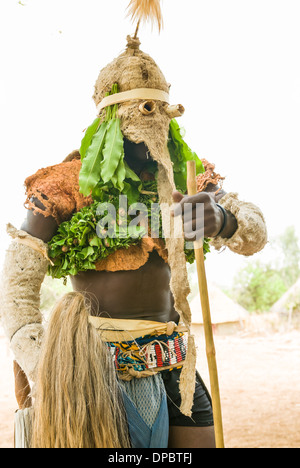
186 160 225 449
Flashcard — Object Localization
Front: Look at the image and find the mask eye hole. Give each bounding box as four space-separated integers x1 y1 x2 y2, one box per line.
139 100 156 115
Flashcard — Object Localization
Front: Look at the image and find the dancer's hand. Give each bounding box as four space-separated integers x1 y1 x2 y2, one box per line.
172 191 237 240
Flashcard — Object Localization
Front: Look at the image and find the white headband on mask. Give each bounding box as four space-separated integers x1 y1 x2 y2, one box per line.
96 88 170 112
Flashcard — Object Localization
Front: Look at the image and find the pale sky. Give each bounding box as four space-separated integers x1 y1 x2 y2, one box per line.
0 0 299 287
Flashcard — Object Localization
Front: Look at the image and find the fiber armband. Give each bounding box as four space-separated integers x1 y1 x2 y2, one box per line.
210 192 268 256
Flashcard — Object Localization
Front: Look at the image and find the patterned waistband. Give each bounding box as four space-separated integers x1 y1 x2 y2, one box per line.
106 331 188 380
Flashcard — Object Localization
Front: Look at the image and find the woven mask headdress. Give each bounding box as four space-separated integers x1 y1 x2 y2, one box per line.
79 0 202 416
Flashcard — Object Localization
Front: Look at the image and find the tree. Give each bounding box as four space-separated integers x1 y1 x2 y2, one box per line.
271 226 300 288
228 226 300 313
230 260 287 313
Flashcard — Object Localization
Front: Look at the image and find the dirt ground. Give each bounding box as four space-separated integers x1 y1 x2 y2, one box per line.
1 321 299 449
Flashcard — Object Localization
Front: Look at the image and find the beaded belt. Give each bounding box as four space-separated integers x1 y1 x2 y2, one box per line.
106 331 188 380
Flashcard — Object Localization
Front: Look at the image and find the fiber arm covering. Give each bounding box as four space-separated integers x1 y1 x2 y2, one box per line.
210 192 268 256
0 225 49 381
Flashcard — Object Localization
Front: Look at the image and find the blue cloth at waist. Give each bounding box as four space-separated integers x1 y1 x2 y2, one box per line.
120 375 169 449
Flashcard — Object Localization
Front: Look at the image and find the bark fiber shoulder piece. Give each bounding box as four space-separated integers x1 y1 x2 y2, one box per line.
95 237 168 272
210 192 268 256
0 225 49 380
24 159 93 225
196 159 225 192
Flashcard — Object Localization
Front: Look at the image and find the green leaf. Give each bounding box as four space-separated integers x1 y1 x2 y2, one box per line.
62 257 69 270
79 118 101 161
122 181 140 206
168 119 205 192
81 246 94 259
89 235 102 247
52 238 67 246
100 118 124 184
124 162 141 182
79 122 108 196
111 157 126 191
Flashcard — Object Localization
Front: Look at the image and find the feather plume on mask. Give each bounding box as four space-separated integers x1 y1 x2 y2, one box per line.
127 0 163 32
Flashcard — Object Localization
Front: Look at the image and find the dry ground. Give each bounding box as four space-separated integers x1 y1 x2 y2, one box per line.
1 320 299 449
196 328 300 448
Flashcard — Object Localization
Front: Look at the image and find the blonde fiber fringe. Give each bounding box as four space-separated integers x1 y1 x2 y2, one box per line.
31 293 130 448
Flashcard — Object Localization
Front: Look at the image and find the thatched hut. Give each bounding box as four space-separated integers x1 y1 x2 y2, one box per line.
270 278 300 327
190 282 248 336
